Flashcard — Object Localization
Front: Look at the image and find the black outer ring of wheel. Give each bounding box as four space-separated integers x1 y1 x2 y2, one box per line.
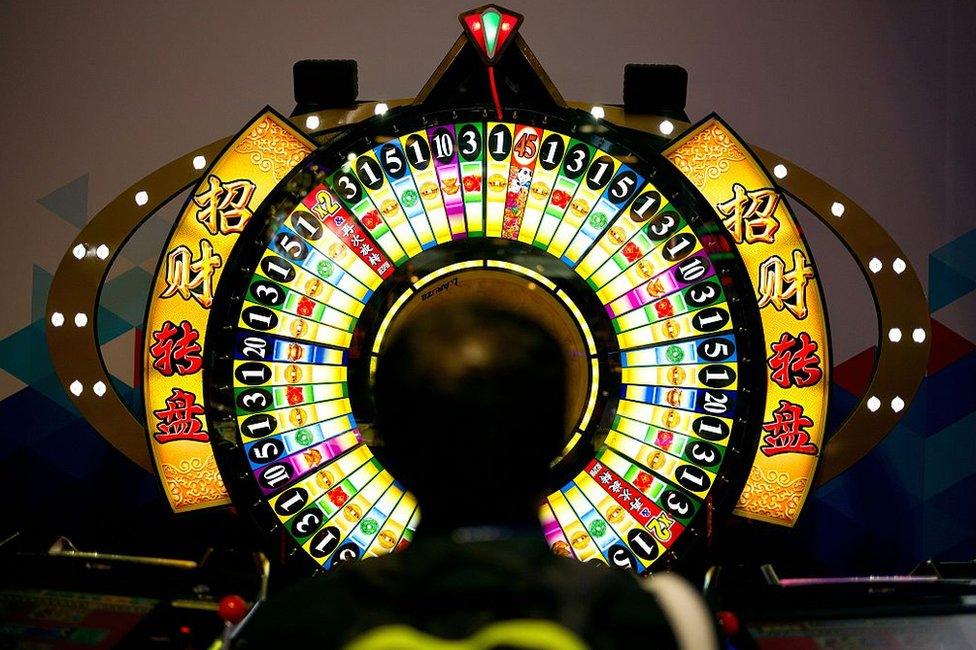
205 104 767 576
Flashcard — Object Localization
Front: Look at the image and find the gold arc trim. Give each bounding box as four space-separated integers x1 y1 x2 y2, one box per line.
143 108 314 513
664 115 831 528
752 146 930 486
50 98 923 527
584 106 928 488
46 137 230 470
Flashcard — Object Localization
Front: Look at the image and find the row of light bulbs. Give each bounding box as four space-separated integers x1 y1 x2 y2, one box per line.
766 163 925 420
301 104 679 138
303 103 392 132
57 113 927 424
867 395 905 413
68 380 106 397
55 151 213 401
267 108 932 423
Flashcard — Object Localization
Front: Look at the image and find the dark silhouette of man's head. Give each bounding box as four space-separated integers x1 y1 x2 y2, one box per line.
374 300 567 531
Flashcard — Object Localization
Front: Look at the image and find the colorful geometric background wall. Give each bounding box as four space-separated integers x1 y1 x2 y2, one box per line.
4 160 974 576
2 0 974 574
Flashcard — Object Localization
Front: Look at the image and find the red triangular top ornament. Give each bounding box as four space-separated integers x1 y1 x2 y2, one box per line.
459 5 523 65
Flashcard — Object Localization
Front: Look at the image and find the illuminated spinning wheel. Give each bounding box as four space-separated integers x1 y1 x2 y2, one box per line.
46 5 930 575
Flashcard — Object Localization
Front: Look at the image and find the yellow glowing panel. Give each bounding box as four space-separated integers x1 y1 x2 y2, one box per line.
552 431 583 468
484 122 514 237
575 186 670 280
616 307 732 351
400 129 452 244
547 155 622 259
238 300 353 349
556 289 596 354
593 226 701 301
573 471 660 572
143 111 313 513
487 260 557 290
269 445 373 518
616 398 733 444
518 130 571 244
419 260 485 287
238 398 352 438
354 149 423 258
605 431 714 498
621 363 737 390
304 218 383 291
231 360 346 386
665 117 830 527
372 288 415 355
547 489 604 564
364 493 416 558
578 358 600 431
257 249 369 308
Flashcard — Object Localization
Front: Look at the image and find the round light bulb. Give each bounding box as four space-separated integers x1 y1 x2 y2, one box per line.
69 380 83 396
192 155 207 170
74 312 88 327
773 164 788 179
305 115 320 130
72 244 86 260
831 202 845 217
51 312 65 327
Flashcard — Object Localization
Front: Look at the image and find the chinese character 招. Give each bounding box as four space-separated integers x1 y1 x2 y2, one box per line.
716 183 781 245
160 240 223 308
153 388 208 443
760 400 819 457
149 320 202 376
193 175 256 236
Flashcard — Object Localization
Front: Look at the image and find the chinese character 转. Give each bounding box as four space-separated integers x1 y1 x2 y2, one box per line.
768 331 823 388
149 320 203 376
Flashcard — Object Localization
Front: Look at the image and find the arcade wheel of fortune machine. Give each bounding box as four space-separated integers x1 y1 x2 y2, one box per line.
46 6 929 585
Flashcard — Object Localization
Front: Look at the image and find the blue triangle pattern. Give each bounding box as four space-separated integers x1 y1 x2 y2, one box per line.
37 174 89 228
100 267 152 327
923 409 976 499
31 265 53 322
929 255 976 312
